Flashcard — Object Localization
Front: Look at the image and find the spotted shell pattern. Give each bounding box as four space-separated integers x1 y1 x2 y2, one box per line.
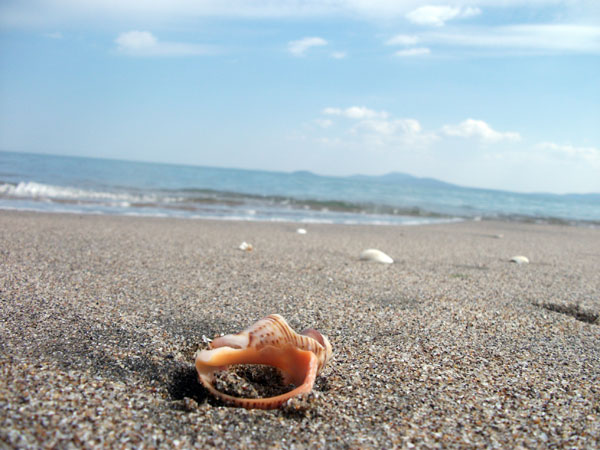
211 314 331 371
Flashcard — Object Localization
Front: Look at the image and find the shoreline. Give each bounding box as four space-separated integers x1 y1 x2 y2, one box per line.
1 205 599 229
1 210 598 448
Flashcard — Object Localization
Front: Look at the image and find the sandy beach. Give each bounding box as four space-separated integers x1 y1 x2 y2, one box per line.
1 210 598 448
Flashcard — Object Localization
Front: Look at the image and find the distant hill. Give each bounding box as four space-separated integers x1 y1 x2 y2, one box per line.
293 169 599 198
349 172 460 189
291 170 320 178
564 193 600 200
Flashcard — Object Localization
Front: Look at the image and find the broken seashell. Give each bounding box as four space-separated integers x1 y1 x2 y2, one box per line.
360 248 393 264
239 242 253 251
296 228 307 234
510 255 529 264
195 314 332 410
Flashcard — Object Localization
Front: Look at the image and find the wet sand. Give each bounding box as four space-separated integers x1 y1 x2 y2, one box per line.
1 211 599 448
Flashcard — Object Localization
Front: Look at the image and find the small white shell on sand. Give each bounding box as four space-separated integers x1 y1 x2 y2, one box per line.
510 255 529 264
296 228 307 234
239 242 253 251
360 249 393 264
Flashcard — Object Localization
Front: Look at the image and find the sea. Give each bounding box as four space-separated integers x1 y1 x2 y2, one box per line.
1 151 598 226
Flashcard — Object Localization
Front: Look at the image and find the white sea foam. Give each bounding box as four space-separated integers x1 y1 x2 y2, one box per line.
0 180 464 226
0 181 157 204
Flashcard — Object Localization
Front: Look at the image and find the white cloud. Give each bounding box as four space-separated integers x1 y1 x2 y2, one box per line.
441 119 521 142
323 106 388 119
386 34 429 57
535 142 600 164
385 34 419 46
115 30 211 56
358 118 422 136
395 47 431 57
425 24 600 54
1 1 596 28
482 141 600 192
288 37 327 56
331 51 347 59
319 106 436 149
406 5 481 27
309 106 599 192
5 2 599 58
326 111 519 145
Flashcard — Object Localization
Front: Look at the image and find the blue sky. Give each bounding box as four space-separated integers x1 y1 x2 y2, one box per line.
0 1 599 193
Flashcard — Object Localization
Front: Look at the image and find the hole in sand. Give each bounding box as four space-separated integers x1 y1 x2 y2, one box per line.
540 303 598 325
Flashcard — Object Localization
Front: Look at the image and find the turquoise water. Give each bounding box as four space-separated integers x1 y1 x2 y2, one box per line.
1 151 598 225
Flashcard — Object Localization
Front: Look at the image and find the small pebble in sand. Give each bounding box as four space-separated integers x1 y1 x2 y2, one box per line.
510 255 529 264
360 249 393 264
239 241 253 251
296 228 307 234
182 397 199 411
